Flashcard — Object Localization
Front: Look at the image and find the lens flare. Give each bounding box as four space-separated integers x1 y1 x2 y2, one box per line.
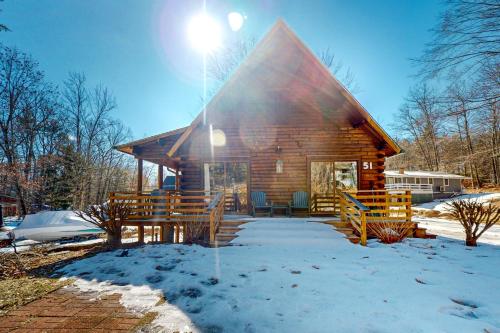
187 13 221 53
227 12 244 31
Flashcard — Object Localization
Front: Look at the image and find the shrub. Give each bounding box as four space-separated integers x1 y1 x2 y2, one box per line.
446 199 500 246
184 215 209 244
75 201 130 248
369 222 414 244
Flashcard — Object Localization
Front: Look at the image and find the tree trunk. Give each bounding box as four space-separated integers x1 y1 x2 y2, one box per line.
465 237 477 247
107 231 122 248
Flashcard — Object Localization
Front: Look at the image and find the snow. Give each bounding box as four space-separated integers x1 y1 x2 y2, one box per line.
14 210 104 241
414 193 500 213
58 218 500 332
414 217 500 246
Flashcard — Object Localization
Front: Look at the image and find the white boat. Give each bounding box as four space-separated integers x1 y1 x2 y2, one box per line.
14 211 104 242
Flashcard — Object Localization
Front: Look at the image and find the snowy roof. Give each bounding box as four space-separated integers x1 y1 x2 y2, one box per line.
384 170 470 179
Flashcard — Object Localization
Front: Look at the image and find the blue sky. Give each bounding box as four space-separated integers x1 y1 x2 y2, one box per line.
1 0 443 140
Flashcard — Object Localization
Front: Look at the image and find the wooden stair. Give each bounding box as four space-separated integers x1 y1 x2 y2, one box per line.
321 219 437 244
213 219 249 247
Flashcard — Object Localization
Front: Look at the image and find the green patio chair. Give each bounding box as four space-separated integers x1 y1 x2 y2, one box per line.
289 191 309 216
251 191 272 217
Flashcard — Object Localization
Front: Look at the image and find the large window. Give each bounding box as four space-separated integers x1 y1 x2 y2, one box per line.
310 161 358 195
204 162 248 213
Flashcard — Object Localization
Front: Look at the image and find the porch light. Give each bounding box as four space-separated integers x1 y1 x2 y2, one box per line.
276 159 284 174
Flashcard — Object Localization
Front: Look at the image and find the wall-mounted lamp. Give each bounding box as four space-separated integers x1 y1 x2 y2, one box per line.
275 145 282 154
276 159 284 174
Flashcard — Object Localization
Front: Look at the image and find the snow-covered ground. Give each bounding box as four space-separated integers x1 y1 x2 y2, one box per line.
414 192 500 213
412 192 500 245
414 217 500 246
59 218 500 332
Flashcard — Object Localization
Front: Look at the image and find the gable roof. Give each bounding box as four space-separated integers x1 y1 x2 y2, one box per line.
115 126 188 155
168 19 401 157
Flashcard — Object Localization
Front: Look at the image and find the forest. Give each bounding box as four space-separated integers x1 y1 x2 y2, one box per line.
0 45 140 215
387 0 499 187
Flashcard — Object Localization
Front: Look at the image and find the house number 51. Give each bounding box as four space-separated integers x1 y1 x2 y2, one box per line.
363 162 373 170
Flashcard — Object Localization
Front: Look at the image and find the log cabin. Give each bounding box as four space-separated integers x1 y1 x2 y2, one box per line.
113 20 411 245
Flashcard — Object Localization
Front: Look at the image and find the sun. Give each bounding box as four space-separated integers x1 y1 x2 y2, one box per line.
187 13 221 53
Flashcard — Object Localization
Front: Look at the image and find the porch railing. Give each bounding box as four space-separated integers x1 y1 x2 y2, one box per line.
310 193 340 214
109 190 225 246
385 183 433 193
339 190 412 246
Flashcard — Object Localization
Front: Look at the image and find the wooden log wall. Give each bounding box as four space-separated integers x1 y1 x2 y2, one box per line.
176 123 386 204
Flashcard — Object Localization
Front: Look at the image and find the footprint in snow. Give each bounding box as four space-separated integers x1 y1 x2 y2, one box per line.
450 298 478 309
101 266 121 275
146 274 164 284
290 270 301 274
257 267 267 272
462 270 474 275
312 265 320 270
155 264 176 272
180 287 203 299
415 277 428 285
239 273 248 278
201 277 219 286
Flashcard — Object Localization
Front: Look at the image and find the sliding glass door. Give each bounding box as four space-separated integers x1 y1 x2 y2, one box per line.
204 162 249 213
310 160 358 213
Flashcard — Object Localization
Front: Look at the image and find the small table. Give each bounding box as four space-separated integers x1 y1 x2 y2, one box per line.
271 203 290 217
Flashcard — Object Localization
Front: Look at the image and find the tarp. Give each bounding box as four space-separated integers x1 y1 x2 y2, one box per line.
14 210 103 241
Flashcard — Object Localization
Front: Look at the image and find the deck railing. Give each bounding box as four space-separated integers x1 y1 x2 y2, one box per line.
310 193 340 214
339 190 412 245
109 190 225 245
385 183 433 193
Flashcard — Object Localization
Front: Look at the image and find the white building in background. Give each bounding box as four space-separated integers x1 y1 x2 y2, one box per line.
384 169 470 203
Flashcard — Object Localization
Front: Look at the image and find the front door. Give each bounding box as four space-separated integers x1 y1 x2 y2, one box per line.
309 160 358 214
204 161 249 214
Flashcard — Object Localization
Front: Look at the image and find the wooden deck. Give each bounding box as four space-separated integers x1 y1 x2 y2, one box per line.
338 189 434 245
109 190 224 246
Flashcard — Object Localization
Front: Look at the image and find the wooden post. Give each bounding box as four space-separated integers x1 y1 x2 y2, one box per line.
405 190 412 223
360 211 367 246
158 164 164 189
209 210 215 244
137 158 144 243
175 224 180 243
137 158 143 193
175 169 180 191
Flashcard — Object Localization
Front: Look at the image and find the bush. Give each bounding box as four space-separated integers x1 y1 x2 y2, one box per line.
446 200 500 246
75 201 130 247
369 222 414 244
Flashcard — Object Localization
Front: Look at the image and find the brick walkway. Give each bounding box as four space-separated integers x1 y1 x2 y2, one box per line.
0 286 148 333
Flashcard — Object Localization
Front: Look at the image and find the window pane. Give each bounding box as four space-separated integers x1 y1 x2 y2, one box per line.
335 162 358 191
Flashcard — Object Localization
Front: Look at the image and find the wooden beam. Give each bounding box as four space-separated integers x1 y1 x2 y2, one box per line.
158 164 164 189
137 158 143 193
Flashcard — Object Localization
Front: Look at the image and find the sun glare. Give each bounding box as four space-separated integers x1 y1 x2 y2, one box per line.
228 12 244 31
187 13 221 53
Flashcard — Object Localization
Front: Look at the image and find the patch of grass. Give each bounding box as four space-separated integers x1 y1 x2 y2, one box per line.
0 277 71 315
135 311 159 331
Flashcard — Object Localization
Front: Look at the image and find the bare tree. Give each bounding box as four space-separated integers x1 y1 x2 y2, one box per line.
394 84 444 171
318 47 360 93
416 0 500 83
0 46 59 215
75 201 130 247
0 1 9 32
447 199 500 246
